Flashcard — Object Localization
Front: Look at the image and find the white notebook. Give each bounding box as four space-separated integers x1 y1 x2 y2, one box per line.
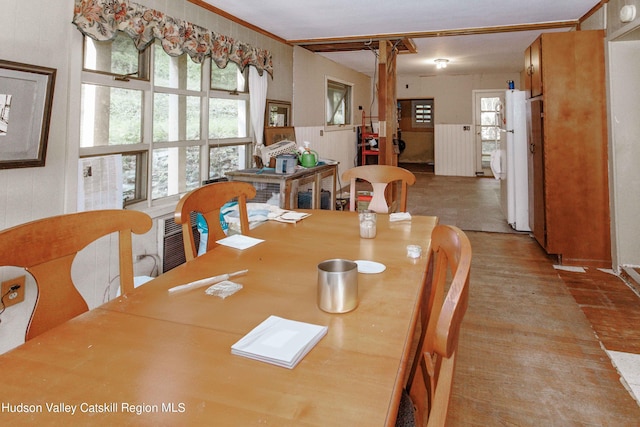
231 315 328 369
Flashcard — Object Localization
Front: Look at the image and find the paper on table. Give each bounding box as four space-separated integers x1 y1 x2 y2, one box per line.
231 315 328 369
269 210 311 223
216 234 264 250
389 212 412 222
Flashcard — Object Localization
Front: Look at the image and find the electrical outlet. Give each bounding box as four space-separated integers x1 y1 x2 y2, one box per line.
1 275 26 308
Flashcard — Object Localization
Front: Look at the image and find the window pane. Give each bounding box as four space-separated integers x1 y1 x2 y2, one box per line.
211 63 246 92
122 153 146 204
152 146 200 199
482 140 499 167
154 44 201 91
412 99 434 128
209 98 247 139
481 97 500 112
153 94 201 142
326 80 352 126
481 112 498 127
209 145 247 180
81 84 142 147
481 126 499 141
84 33 140 76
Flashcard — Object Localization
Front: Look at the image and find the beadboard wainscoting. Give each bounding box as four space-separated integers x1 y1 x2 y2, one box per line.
294 126 359 185
434 124 476 177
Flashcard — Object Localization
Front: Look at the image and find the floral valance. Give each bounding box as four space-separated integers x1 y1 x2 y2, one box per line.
72 0 273 76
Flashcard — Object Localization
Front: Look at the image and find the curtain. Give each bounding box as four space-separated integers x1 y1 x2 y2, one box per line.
249 67 269 156
72 0 273 76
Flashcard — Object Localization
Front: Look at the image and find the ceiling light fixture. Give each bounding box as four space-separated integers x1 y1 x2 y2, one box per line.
435 58 449 69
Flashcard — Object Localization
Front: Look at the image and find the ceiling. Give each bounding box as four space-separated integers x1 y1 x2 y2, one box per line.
196 0 603 77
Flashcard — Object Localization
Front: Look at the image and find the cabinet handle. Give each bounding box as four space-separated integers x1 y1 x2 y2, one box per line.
527 65 534 76
529 143 535 154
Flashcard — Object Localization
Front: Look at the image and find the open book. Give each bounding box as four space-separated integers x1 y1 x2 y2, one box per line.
231 315 328 369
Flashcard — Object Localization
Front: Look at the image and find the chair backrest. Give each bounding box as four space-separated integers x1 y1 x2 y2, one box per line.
405 224 471 427
0 209 152 341
174 181 257 261
342 165 416 213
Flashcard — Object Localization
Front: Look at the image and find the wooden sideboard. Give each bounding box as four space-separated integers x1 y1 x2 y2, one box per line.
226 163 337 210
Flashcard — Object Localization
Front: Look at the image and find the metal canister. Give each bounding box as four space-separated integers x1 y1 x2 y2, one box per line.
317 259 358 313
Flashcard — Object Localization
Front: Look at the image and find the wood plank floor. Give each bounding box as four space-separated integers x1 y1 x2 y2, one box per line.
558 267 640 355
448 232 640 426
392 165 640 425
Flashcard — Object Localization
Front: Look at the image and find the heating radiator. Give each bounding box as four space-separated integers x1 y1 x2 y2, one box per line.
159 212 199 273
434 124 475 177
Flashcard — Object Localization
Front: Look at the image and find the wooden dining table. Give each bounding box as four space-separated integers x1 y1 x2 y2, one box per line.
0 210 437 426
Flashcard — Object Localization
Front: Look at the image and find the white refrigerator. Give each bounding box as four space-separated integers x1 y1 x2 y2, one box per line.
499 90 530 232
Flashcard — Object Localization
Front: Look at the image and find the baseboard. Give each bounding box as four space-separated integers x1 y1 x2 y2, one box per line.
620 267 640 298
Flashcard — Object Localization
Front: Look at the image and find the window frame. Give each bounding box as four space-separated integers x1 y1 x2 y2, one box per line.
325 76 353 130
79 33 253 210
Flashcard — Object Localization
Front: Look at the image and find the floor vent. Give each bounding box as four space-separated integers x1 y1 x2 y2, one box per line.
161 212 199 273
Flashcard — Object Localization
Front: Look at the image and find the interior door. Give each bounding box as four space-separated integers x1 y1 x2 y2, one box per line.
473 90 506 176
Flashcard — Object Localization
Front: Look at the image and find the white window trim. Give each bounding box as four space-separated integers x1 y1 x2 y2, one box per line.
77 37 253 212
324 75 354 132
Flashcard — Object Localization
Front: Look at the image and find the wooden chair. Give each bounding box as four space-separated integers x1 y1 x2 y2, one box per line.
342 165 416 213
0 209 152 341
174 181 257 261
397 224 472 427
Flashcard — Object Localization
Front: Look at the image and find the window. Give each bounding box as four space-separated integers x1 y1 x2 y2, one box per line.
411 100 434 128
209 144 248 180
326 78 352 127
208 63 250 181
211 62 247 93
80 33 252 207
479 96 502 168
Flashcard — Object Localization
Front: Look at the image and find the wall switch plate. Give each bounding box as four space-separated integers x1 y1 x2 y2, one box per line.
1 275 26 308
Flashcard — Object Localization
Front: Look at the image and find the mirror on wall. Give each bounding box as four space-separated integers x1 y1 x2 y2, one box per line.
265 100 291 127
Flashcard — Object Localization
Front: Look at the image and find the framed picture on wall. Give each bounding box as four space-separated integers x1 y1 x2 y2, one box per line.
0 60 56 169
264 126 296 146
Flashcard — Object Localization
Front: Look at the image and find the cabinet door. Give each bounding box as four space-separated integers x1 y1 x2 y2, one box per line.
524 46 532 94
529 37 543 97
528 99 545 248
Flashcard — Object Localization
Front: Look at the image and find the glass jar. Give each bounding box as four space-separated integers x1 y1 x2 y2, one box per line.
359 210 377 238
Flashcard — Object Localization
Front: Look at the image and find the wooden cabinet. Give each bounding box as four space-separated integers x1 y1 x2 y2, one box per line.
524 37 543 97
526 30 611 267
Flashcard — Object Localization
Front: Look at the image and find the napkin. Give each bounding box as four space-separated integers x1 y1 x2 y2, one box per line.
389 212 412 222
216 234 264 250
231 316 328 369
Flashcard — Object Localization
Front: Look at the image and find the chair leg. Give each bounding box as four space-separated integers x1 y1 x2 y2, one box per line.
426 353 457 427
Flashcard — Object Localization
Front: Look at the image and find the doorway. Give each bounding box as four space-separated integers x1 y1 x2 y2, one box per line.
473 90 506 177
397 98 434 167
